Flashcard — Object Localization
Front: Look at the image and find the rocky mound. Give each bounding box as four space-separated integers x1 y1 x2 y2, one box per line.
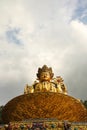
2 92 87 123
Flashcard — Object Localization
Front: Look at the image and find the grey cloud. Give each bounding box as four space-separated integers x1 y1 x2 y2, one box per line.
0 0 87 106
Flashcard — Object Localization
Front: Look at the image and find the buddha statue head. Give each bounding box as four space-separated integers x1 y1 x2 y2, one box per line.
37 65 54 82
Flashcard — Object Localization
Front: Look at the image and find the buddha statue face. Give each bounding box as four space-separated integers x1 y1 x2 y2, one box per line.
39 71 51 82
37 65 54 82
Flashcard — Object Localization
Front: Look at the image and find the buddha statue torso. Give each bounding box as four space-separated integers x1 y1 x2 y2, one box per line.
24 65 68 95
34 81 57 92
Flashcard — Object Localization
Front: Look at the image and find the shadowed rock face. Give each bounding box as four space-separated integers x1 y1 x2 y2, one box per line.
2 92 87 123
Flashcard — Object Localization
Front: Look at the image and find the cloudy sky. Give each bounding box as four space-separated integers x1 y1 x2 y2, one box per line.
0 0 87 105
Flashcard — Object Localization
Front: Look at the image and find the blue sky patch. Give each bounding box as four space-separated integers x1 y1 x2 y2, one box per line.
72 1 87 24
6 28 22 45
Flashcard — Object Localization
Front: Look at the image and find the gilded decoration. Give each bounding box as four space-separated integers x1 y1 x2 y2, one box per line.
24 65 67 94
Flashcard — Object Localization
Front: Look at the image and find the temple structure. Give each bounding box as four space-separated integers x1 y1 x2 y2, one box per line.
2 65 87 124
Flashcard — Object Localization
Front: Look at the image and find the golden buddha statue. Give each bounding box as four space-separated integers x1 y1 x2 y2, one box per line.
24 65 68 94
33 65 57 92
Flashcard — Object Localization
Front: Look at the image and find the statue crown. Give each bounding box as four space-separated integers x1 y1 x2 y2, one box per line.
37 65 54 79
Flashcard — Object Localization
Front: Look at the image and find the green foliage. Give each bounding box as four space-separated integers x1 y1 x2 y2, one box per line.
83 101 87 108
81 100 87 109
0 106 4 124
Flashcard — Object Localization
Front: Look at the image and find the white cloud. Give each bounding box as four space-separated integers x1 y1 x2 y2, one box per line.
0 0 87 105
71 20 87 38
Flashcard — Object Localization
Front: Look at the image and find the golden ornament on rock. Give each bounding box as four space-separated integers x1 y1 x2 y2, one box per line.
2 65 87 123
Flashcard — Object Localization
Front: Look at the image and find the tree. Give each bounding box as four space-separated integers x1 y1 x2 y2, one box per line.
81 100 87 109
83 100 87 108
0 105 4 124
